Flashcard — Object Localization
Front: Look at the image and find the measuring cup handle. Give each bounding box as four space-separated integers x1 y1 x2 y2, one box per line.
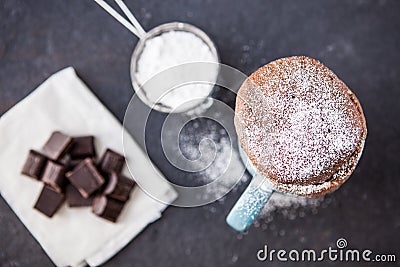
226 174 274 232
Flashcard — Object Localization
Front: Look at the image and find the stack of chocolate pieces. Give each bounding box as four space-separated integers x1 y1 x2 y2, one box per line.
21 131 135 222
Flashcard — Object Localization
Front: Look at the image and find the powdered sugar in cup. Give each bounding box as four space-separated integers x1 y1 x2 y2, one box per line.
130 22 220 113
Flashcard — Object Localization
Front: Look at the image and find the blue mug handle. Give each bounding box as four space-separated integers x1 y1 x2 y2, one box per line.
226 173 274 232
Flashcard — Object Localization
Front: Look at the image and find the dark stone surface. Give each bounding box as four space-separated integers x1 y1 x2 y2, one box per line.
1 0 400 266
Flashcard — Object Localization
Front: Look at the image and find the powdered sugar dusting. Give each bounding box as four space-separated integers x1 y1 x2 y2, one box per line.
179 119 248 200
259 193 325 221
235 56 366 196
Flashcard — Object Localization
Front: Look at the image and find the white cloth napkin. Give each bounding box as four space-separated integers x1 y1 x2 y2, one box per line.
0 67 177 267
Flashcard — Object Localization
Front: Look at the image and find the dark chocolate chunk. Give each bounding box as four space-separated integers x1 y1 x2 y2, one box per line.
59 154 88 172
92 195 125 222
42 131 73 160
66 158 105 198
66 184 93 207
99 149 125 174
70 136 96 158
21 150 47 180
58 153 71 166
41 161 66 193
34 185 65 217
104 172 135 202
69 158 86 169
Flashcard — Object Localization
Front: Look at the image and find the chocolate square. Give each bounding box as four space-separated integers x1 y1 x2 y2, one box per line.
66 184 93 207
66 158 105 198
21 150 47 180
99 149 125 174
59 154 88 172
92 195 125 222
58 154 71 167
69 158 86 169
70 136 96 159
104 172 135 202
34 185 65 217
41 161 66 193
42 131 73 160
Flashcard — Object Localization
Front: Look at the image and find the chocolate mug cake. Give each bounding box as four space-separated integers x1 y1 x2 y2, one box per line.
235 56 367 197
